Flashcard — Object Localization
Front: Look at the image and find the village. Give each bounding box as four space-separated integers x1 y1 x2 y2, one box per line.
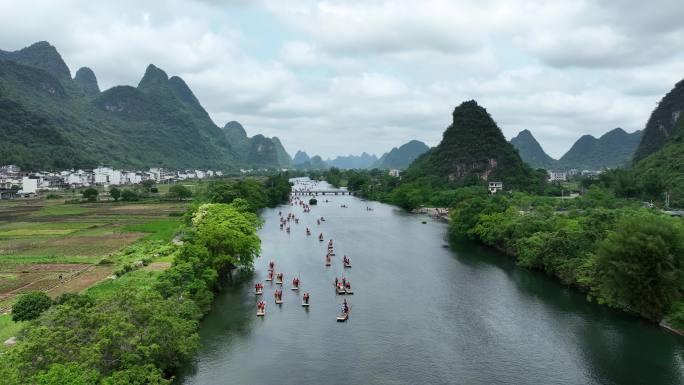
0 164 225 199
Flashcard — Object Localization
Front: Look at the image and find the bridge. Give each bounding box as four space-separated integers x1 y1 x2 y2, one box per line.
292 189 354 196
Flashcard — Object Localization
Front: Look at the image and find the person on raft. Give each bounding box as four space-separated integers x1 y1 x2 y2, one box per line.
342 299 349 313
303 293 310 304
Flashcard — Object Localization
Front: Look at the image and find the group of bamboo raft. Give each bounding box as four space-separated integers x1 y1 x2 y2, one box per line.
255 193 352 322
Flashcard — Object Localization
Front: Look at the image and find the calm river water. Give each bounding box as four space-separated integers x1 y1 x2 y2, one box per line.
177 179 684 385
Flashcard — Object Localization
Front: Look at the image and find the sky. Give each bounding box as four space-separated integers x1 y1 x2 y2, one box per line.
1 0 684 159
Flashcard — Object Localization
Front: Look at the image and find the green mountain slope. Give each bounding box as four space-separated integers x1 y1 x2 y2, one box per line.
556 128 642 170
633 114 684 205
0 41 286 170
293 150 310 166
633 78 684 163
295 155 328 170
220 121 292 169
374 140 429 169
510 129 555 169
405 100 540 189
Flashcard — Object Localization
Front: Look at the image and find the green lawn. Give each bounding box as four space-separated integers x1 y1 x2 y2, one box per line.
0 314 24 353
86 270 162 299
121 219 181 241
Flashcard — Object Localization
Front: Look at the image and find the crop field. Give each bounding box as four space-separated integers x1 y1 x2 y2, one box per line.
0 198 186 308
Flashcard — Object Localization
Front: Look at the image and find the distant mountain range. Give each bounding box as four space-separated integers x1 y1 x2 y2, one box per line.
511 128 642 170
0 41 291 170
373 140 429 170
326 153 378 169
292 140 428 170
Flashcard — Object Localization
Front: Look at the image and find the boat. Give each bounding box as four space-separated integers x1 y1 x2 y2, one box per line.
276 279 283 285
344 287 354 295
291 286 299 290
336 286 346 294
257 309 265 316
256 289 263 295
344 262 352 268
302 302 310 307
275 299 283 304
265 276 272 282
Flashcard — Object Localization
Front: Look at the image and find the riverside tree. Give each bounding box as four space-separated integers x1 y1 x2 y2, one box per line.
595 213 684 321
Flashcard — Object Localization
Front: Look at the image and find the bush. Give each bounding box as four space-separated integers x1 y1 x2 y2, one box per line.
12 292 53 321
167 185 192 201
109 187 121 202
81 188 98 202
121 189 139 202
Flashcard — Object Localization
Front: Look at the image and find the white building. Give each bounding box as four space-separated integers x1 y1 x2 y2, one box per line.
388 169 401 177
488 181 503 194
19 177 38 195
94 166 121 185
548 171 567 182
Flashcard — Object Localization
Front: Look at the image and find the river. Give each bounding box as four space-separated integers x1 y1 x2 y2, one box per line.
177 178 684 385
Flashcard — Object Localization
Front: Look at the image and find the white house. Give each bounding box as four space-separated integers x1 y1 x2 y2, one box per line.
548 171 567 182
488 181 503 194
388 169 401 177
94 166 121 185
19 176 38 195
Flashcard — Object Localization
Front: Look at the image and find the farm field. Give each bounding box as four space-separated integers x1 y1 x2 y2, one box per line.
0 198 186 310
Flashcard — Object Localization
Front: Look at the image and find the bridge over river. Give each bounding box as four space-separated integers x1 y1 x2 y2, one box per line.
291 189 354 196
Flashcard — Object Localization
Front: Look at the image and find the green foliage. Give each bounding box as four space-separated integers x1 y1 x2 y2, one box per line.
109 187 121 201
192 202 262 271
11 291 52 321
35 363 99 385
120 189 139 202
81 188 98 202
595 214 684 321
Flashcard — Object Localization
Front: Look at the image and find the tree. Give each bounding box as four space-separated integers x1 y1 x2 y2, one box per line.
109 187 121 202
140 179 155 192
121 189 139 202
167 185 192 200
192 203 262 273
595 213 684 321
81 188 98 202
35 363 99 385
12 291 53 321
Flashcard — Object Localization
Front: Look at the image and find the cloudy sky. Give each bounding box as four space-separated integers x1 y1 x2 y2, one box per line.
2 0 684 159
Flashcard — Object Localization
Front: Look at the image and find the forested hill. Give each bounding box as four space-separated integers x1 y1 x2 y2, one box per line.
405 100 542 189
373 140 429 169
510 129 555 169
633 77 684 163
556 128 642 170
292 150 310 166
0 41 290 170
633 93 684 205
220 121 292 169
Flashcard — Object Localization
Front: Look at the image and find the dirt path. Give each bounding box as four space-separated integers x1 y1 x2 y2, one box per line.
47 265 116 298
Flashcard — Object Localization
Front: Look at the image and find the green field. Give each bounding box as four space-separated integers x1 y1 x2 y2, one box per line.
0 197 188 345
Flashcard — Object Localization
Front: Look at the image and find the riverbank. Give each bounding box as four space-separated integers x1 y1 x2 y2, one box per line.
178 178 684 385
411 207 450 220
